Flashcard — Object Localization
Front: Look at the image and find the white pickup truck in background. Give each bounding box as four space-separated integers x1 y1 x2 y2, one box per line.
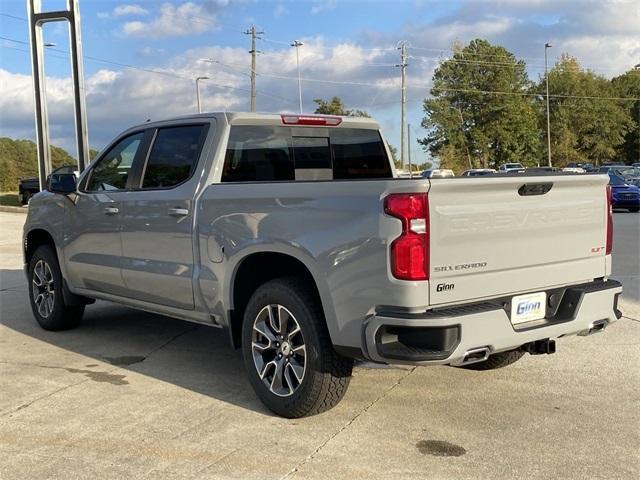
23 112 623 417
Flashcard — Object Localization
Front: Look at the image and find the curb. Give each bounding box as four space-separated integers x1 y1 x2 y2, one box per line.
0 205 28 214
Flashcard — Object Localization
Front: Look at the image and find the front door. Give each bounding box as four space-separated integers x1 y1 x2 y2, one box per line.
64 131 145 295
119 124 209 310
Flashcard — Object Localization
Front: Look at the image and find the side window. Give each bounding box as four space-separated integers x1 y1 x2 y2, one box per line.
142 125 205 189
222 126 294 182
86 132 143 191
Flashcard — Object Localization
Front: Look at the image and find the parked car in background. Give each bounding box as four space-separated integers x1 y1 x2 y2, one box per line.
608 172 640 212
498 163 525 173
19 165 78 205
421 168 455 178
567 162 595 172
600 166 640 187
526 167 559 173
460 168 496 177
562 167 586 173
633 162 640 168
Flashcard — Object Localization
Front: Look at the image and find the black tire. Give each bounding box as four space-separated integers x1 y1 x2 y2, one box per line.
241 277 353 418
459 349 525 371
28 245 84 331
628 207 639 213
21 191 31 206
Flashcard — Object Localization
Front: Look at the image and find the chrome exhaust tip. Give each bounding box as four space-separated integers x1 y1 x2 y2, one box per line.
578 319 607 336
462 346 490 365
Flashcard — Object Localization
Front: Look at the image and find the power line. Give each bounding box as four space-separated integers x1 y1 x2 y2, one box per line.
0 36 293 103
0 13 27 22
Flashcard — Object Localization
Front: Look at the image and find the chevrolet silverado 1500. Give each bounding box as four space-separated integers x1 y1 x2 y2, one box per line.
23 112 622 417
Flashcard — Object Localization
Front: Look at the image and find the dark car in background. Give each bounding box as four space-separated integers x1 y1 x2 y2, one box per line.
18 165 77 205
608 172 640 212
567 162 595 172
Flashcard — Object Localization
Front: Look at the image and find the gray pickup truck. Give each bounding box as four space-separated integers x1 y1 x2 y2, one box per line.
23 112 622 417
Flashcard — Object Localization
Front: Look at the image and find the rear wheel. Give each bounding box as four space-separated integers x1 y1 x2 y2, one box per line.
241 277 353 418
28 245 84 331
460 349 525 371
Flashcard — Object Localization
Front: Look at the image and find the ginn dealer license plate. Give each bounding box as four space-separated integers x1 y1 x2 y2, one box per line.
511 292 547 325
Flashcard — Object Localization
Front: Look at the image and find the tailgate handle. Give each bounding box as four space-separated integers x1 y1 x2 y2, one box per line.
518 183 553 196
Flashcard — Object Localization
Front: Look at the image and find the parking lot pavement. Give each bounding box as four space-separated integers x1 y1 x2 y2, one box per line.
1 211 638 479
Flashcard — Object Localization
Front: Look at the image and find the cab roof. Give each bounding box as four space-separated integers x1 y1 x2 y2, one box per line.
147 112 381 129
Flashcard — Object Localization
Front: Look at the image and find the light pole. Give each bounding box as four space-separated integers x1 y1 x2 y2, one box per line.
291 40 304 113
545 42 553 167
195 76 209 113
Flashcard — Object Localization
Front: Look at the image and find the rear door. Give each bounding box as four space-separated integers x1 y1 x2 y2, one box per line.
427 174 609 305
119 123 210 309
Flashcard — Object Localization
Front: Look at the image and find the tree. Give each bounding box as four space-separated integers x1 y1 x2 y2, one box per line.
611 67 640 165
538 55 632 166
419 39 541 170
313 96 370 117
0 138 83 191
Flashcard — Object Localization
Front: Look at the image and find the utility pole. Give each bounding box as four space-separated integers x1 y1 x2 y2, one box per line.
407 123 412 178
195 76 209 113
545 42 553 167
291 40 304 113
396 41 408 172
245 25 263 112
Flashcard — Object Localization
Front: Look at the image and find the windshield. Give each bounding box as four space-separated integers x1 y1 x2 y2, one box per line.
615 167 640 178
608 173 628 185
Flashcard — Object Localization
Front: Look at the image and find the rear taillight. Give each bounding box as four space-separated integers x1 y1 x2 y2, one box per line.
606 185 613 254
384 193 429 280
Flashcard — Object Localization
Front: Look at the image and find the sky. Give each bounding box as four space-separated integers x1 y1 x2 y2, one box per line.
0 0 639 164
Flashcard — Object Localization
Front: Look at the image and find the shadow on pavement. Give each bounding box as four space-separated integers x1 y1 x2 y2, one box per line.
0 268 272 416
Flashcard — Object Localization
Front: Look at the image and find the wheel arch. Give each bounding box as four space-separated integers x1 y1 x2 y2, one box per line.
24 228 57 266
226 250 336 349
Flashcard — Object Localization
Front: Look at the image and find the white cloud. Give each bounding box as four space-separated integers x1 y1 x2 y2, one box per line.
311 0 338 15
113 4 149 17
121 2 217 38
274 3 289 19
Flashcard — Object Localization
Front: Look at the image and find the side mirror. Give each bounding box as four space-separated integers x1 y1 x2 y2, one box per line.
49 173 77 194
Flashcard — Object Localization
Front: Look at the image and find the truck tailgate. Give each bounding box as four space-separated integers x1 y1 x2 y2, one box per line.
428 174 609 305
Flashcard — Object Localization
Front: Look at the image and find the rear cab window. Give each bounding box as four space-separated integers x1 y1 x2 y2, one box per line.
221 125 392 182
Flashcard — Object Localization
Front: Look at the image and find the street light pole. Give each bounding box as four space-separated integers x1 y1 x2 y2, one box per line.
195 76 209 113
291 40 304 113
545 42 553 167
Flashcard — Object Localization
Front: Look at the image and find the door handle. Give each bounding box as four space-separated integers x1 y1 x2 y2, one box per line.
104 206 119 215
168 207 189 217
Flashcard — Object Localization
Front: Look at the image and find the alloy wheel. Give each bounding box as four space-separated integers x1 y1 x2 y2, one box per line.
251 304 307 397
32 259 55 318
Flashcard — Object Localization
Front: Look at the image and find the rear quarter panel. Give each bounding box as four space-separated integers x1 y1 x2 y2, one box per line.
197 179 431 348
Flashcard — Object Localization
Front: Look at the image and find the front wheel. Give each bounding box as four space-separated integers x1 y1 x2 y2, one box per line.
28 245 84 331
241 277 353 418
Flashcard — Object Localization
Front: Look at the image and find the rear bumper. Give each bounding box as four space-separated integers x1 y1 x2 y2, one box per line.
362 279 623 366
